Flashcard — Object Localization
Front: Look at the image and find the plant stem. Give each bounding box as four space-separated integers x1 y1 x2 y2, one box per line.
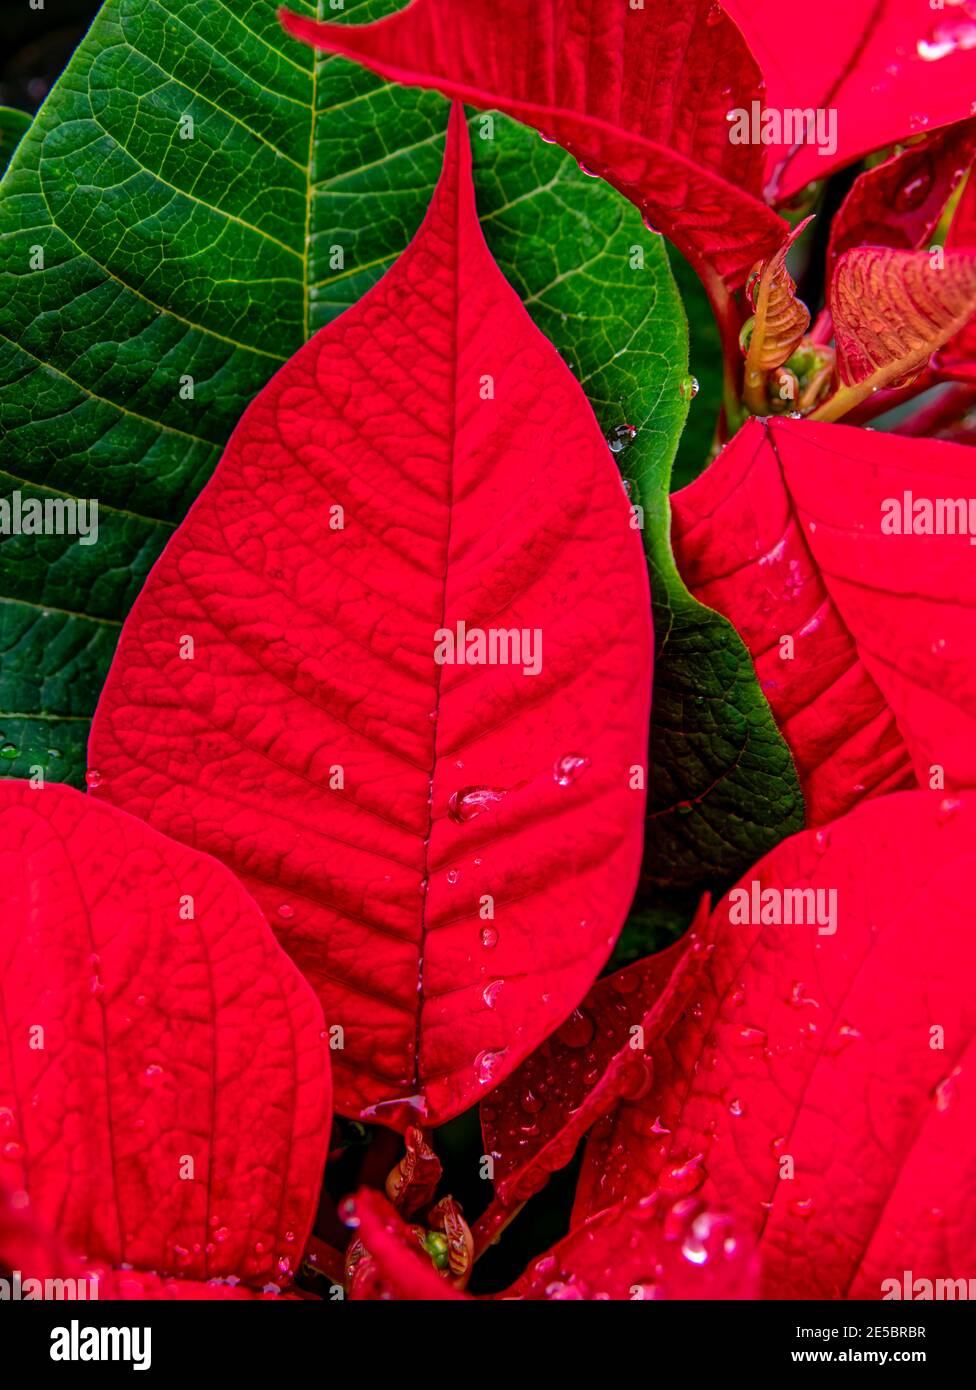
701 267 744 440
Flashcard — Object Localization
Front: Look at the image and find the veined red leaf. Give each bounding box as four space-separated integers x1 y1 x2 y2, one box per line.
820 247 976 417
671 416 976 824
827 121 976 281
725 0 976 200
481 919 704 1211
88 109 653 1128
0 1187 290 1298
575 791 976 1298
279 0 786 287
0 782 330 1296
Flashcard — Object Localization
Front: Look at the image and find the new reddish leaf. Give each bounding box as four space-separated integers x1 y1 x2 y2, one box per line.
575 791 976 1299
345 1189 468 1301
725 0 976 200
824 247 976 410
279 0 786 287
0 783 330 1296
827 121 976 281
88 109 653 1128
671 416 976 824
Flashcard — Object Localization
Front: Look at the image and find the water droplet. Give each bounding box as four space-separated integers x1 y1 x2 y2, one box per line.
728 1097 744 1117
277 903 295 921
446 867 460 885
0 743 19 761
2 1141 24 1161
917 16 976 62
539 131 558 144
682 1208 737 1265
814 827 832 852
480 925 498 950
706 1 724 24
520 1088 544 1115
934 1067 962 1112
553 753 590 786
789 982 820 1010
789 1197 815 1218
448 785 506 823
85 769 102 790
482 979 504 1009
607 423 637 454
142 1064 165 1089
660 1153 706 1197
475 1048 507 1085
556 1008 595 1048
578 162 602 178
893 167 934 213
679 374 700 401
938 796 963 823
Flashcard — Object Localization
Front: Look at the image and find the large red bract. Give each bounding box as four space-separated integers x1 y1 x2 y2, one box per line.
88 108 653 1129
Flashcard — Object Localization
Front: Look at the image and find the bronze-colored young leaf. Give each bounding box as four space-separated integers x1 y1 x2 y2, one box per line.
820 247 976 419
742 217 812 411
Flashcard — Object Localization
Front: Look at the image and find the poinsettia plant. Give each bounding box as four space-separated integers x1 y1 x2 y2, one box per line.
1 0 976 1305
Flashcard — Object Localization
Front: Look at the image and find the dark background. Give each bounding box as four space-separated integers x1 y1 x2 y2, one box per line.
2 0 101 115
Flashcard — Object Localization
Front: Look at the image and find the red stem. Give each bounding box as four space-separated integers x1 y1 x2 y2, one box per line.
891 383 976 437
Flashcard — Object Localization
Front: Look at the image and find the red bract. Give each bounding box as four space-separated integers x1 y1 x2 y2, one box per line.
827 121 976 278
575 792 976 1298
0 783 330 1299
88 108 653 1129
725 0 976 199
279 0 786 286
671 416 976 823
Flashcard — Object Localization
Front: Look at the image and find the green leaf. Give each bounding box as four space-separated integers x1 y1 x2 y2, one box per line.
666 244 725 491
0 108 30 177
0 0 802 896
